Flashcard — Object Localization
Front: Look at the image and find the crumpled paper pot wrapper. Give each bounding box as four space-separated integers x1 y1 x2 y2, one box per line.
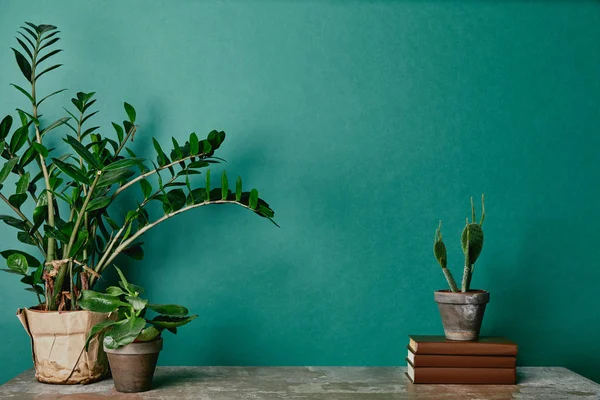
17 308 111 384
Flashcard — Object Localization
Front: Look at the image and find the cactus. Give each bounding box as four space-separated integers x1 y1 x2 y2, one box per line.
433 195 485 293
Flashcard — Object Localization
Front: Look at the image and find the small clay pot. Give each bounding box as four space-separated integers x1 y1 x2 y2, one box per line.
104 338 163 393
434 290 490 341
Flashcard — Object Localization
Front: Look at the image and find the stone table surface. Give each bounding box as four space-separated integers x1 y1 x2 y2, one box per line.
0 367 599 400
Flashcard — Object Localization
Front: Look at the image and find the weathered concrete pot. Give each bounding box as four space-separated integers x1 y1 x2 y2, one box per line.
17 308 111 384
434 290 490 341
105 337 163 393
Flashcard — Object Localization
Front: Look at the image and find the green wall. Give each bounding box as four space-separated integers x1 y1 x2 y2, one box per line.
1 0 599 384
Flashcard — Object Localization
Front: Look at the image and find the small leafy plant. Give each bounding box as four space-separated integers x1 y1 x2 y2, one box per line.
79 266 196 350
1 22 276 311
433 195 485 292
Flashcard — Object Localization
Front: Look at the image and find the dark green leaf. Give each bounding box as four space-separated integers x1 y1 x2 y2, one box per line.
78 290 128 313
41 117 69 136
106 286 127 296
33 264 43 285
236 176 242 202
84 319 123 351
35 64 62 81
189 132 199 155
51 158 89 184
112 122 124 143
16 171 30 194
123 243 144 260
1 250 40 267
10 124 31 154
25 285 44 295
86 196 112 212
37 24 57 34
64 135 102 169
20 26 37 41
81 110 98 125
124 102 136 123
188 161 209 169
37 49 62 65
10 84 34 104
39 36 60 51
125 295 148 311
12 48 32 82
103 158 144 171
41 29 60 41
81 125 99 139
44 224 70 243
205 169 211 201
0 215 27 230
221 171 228 200
249 189 259 210
147 303 189 317
69 231 88 258
19 145 38 168
32 204 47 229
17 32 35 53
0 116 13 141
9 193 27 209
15 37 33 59
103 316 146 350
7 253 28 275
32 142 49 157
37 88 67 107
167 189 186 211
140 179 152 199
17 231 36 246
0 158 19 184
97 168 134 188
137 326 160 342
149 315 198 329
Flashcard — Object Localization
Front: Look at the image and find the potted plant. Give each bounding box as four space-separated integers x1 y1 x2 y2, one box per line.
433 195 487 341
1 22 276 384
78 266 196 393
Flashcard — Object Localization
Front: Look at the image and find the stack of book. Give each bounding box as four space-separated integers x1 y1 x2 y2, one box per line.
405 335 518 384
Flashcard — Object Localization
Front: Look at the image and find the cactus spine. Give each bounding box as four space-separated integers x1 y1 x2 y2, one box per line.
433 195 485 293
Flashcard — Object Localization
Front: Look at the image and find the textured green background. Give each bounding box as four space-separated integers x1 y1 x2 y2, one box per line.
1 0 599 384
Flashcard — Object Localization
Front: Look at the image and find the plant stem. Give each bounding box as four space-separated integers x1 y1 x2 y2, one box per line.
442 268 459 292
52 172 101 309
91 199 254 285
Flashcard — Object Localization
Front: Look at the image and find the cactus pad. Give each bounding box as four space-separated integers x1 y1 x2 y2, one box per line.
461 223 484 264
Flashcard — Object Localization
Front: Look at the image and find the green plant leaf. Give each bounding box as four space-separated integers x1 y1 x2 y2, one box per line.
1 250 39 267
149 315 198 329
167 189 186 211
140 179 152 199
147 303 189 317
9 193 27 209
104 158 144 171
86 196 111 212
125 295 148 311
112 122 124 143
32 142 49 158
41 117 69 136
106 286 127 296
103 316 146 350
0 158 19 185
123 243 144 260
37 49 62 65
16 171 30 194
69 230 89 258
7 253 28 275
249 189 259 210
37 88 67 107
84 319 123 351
124 102 136 123
205 169 211 201
35 64 62 81
221 171 228 200
15 37 33 59
19 145 38 168
17 231 36 246
10 84 34 104
44 224 69 243
0 215 27 230
0 116 13 141
39 36 60 51
10 124 31 154
78 290 128 313
64 135 102 169
189 132 199 155
137 326 161 342
97 168 134 188
11 48 32 82
52 158 89 184
235 176 242 202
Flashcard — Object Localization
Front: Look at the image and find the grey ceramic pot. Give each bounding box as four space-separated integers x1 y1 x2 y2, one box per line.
434 290 490 341
104 337 163 393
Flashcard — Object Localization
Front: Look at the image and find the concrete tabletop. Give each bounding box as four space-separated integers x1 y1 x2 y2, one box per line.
0 366 598 399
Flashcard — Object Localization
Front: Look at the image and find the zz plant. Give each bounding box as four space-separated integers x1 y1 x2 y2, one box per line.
1 22 276 311
433 195 485 292
79 266 196 350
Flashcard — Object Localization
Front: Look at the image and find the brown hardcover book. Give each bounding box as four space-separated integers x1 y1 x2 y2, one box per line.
406 360 516 384
408 335 518 356
406 347 516 368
